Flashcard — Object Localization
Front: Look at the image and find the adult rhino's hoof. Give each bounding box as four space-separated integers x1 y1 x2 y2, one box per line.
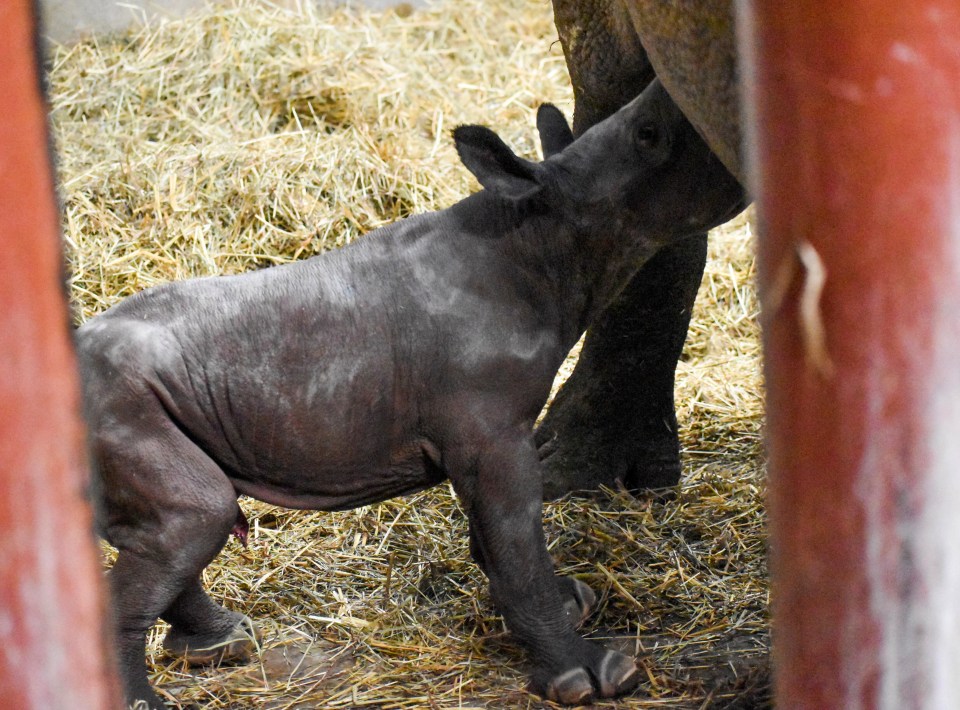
543 650 640 705
536 419 681 500
559 576 597 628
163 615 260 666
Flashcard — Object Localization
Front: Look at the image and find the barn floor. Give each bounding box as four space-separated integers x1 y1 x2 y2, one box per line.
49 0 769 707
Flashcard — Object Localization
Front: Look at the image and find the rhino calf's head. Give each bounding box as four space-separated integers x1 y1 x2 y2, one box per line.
450 79 744 315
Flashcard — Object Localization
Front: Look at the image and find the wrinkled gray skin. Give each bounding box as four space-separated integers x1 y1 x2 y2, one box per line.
539 0 745 497
78 81 741 709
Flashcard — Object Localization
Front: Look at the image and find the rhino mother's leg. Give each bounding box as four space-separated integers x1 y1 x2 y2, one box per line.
552 0 655 137
537 235 706 497
543 0 710 497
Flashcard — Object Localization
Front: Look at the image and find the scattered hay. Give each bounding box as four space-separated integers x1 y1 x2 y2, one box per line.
49 0 768 707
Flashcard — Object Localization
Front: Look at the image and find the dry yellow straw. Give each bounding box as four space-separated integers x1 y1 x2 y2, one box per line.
50 1 767 706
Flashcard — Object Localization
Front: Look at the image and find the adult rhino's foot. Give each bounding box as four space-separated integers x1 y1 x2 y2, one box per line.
537 235 708 500
163 614 260 666
534 646 640 705
537 410 681 499
536 356 683 498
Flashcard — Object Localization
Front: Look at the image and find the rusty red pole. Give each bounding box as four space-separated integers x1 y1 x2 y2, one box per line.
0 2 120 707
738 1 960 707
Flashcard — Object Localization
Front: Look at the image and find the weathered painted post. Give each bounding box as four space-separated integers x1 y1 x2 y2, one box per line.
0 1 120 707
738 1 960 707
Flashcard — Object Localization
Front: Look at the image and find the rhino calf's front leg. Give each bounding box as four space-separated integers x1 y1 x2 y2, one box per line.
451 434 640 704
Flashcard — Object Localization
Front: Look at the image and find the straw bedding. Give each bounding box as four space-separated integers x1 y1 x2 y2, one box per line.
49 0 768 707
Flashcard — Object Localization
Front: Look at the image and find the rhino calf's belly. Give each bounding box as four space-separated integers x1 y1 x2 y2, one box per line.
224 438 446 512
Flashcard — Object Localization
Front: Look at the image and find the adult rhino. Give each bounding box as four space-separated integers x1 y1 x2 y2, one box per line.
539 0 745 497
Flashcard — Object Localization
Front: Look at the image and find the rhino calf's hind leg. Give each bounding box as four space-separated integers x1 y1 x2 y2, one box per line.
98 418 246 709
109 553 185 710
109 508 239 709
161 577 260 665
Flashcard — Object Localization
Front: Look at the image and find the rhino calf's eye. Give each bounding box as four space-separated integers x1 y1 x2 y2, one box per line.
638 124 658 147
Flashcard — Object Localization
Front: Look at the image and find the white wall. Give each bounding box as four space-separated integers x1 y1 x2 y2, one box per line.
39 0 426 44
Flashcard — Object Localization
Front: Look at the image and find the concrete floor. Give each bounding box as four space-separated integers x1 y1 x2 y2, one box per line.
39 0 424 44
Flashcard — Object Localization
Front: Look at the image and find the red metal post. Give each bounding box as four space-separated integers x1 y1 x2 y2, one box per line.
0 1 120 707
738 1 960 707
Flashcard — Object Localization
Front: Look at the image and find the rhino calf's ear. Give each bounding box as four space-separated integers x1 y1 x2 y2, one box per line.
453 125 542 201
536 104 574 158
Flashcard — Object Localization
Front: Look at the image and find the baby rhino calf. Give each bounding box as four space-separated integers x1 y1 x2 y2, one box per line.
78 80 741 709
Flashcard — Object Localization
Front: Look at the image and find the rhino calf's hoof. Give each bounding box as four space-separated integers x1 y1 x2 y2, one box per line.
559 577 597 628
544 649 640 705
163 615 260 666
595 648 640 696
546 667 594 705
